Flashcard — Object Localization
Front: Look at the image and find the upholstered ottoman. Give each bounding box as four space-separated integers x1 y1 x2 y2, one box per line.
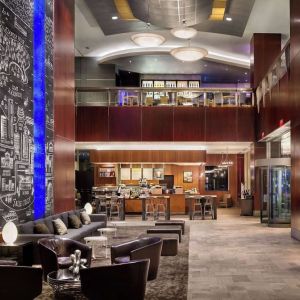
139 233 178 256
146 226 182 243
155 220 185 235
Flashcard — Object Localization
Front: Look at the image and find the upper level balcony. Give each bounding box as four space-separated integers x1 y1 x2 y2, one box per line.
76 87 254 108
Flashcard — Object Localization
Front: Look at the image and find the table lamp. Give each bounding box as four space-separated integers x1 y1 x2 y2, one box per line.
2 221 18 245
84 202 93 215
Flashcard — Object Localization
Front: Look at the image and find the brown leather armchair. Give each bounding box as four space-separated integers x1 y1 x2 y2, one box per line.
38 237 92 280
80 259 150 300
111 236 162 281
0 266 43 300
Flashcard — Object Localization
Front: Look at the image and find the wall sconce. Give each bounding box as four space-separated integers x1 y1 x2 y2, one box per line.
2 221 18 245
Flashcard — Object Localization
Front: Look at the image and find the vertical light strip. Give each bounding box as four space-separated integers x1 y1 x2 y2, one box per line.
33 0 46 219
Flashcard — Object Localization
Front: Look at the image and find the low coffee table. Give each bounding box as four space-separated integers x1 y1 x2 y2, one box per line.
47 269 84 299
146 226 182 242
84 236 108 259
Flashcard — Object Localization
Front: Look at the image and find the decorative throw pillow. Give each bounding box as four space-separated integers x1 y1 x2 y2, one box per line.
80 211 91 225
68 214 83 229
52 218 68 235
34 222 50 234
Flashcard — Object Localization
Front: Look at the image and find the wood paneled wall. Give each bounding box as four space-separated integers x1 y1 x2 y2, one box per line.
290 0 300 240
250 34 281 89
254 2 300 239
53 0 75 213
76 106 255 142
90 150 206 163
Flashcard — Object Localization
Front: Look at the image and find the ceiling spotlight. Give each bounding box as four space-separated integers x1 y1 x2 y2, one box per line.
131 33 166 47
225 17 232 21
170 47 208 62
171 26 197 39
112 16 118 20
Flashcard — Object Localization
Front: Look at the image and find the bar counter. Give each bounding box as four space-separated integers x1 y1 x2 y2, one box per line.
125 194 186 214
125 194 217 219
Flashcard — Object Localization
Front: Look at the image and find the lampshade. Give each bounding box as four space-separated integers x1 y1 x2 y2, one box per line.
2 221 18 245
171 26 197 39
131 33 166 47
84 202 93 215
170 47 208 62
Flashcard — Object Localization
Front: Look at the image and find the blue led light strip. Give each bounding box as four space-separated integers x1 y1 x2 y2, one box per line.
33 0 46 219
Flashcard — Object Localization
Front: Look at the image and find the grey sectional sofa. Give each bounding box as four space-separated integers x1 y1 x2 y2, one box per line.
17 209 107 263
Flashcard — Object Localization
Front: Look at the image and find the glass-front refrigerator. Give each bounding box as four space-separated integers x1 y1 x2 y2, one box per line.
269 166 291 225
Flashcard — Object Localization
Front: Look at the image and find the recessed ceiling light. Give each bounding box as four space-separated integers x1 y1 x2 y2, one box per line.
112 16 118 20
129 60 132 63
226 17 232 22
244 72 248 75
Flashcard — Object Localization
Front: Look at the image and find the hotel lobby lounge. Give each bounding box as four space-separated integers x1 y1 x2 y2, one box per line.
1 0 300 299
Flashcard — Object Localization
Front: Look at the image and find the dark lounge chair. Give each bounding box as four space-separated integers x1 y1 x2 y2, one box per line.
80 259 150 300
111 236 162 280
0 265 43 300
38 237 92 280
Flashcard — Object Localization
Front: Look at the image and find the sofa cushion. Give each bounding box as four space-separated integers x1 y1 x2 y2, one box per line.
34 222 50 234
53 218 68 235
44 216 55 234
62 228 86 240
60 212 69 228
80 211 91 225
18 221 34 234
68 214 82 229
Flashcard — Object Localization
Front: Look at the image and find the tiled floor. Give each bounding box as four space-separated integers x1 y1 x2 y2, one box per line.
187 209 300 300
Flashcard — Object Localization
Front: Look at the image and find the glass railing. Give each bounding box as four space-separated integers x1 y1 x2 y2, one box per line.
76 87 254 107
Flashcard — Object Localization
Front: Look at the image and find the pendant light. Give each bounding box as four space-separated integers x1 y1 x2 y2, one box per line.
131 0 165 47
171 46 208 62
171 20 197 39
170 0 207 62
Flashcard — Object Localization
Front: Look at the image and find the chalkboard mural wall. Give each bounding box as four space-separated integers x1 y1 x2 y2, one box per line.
0 0 54 227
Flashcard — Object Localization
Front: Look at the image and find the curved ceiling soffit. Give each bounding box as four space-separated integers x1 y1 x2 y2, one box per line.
97 47 250 68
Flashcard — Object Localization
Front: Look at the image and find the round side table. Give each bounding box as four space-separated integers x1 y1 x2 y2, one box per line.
84 236 107 259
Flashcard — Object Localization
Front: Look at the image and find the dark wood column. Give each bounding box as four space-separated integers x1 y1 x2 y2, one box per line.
53 0 75 213
250 33 281 89
290 0 300 239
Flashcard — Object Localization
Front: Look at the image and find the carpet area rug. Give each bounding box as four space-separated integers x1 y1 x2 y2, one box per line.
36 224 189 300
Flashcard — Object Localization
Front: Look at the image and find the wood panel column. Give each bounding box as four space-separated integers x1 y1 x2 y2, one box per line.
53 0 75 213
250 33 281 89
290 0 300 239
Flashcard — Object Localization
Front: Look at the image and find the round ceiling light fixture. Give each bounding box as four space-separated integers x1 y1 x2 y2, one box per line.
171 26 197 39
131 33 166 47
170 47 208 62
